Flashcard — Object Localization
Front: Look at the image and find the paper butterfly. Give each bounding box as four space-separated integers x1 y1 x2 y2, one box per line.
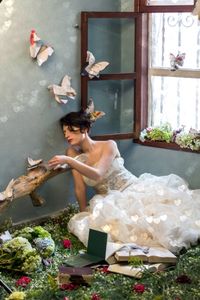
48 75 77 104
29 29 54 66
85 98 105 121
0 179 14 202
81 51 109 79
27 157 43 170
169 52 186 71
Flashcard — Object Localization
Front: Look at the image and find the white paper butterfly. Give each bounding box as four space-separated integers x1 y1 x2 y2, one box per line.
48 75 77 104
29 30 54 66
82 51 109 79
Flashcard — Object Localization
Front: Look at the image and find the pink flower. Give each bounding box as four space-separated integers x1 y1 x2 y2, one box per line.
60 283 78 290
132 283 146 294
16 276 31 288
62 239 72 249
63 297 70 300
146 127 152 133
91 293 101 300
98 266 110 273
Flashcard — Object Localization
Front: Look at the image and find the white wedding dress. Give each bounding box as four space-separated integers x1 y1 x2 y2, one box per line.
68 154 200 253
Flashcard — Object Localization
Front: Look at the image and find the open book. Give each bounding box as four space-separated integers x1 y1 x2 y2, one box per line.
108 263 170 278
105 241 125 264
115 245 177 264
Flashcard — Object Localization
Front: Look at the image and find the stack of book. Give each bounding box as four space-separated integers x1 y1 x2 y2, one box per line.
58 266 94 285
107 245 177 278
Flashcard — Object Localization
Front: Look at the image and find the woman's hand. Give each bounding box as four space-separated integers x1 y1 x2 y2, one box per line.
48 155 68 169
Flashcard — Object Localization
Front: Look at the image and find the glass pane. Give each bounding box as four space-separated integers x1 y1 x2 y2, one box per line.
147 0 194 5
121 1 134 11
88 18 135 73
149 76 200 130
150 13 200 69
88 80 134 135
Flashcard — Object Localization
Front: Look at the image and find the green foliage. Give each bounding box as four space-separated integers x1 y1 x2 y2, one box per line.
140 123 200 151
140 123 173 143
0 237 42 273
175 132 200 151
128 256 143 267
12 225 55 258
0 206 200 300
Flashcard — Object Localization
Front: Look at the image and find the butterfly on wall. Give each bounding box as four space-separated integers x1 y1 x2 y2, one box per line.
169 52 186 71
27 157 43 170
81 51 109 79
29 30 54 66
48 75 77 104
85 99 105 122
0 179 14 202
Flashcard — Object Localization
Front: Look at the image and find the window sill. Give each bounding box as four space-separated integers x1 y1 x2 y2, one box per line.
134 139 200 154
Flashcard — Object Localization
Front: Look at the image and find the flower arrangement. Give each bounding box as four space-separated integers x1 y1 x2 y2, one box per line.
140 123 200 151
175 129 200 151
0 226 55 273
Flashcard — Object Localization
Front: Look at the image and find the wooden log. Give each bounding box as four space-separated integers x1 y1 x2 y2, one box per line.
0 162 70 213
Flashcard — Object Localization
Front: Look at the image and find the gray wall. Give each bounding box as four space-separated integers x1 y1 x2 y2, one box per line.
1 0 200 225
118 141 200 190
0 0 120 224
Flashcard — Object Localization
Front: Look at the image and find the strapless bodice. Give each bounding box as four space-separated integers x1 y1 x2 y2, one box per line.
76 154 137 194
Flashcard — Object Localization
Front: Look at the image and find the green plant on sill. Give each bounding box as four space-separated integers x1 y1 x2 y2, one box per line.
140 123 173 143
175 130 200 151
140 123 200 151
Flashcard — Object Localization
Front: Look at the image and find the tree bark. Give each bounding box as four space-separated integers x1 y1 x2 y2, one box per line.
0 163 70 213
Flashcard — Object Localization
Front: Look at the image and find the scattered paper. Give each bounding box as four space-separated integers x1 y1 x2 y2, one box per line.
0 230 12 243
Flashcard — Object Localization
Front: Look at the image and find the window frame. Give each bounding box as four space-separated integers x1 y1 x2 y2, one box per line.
134 0 195 13
80 4 199 153
80 11 148 140
133 0 200 153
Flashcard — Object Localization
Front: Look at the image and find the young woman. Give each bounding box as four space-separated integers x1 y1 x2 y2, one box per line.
48 110 200 253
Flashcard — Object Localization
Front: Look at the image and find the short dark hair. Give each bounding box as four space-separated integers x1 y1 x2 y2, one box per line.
60 110 92 132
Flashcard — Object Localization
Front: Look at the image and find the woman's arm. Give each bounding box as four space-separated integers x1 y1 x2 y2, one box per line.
72 168 87 211
48 140 118 181
66 147 87 212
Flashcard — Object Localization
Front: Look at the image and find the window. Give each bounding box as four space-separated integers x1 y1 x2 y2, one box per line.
134 0 200 152
81 12 148 140
81 2 199 152
149 12 200 131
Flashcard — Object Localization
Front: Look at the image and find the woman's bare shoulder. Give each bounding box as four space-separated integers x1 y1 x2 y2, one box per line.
101 140 120 155
104 139 118 148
